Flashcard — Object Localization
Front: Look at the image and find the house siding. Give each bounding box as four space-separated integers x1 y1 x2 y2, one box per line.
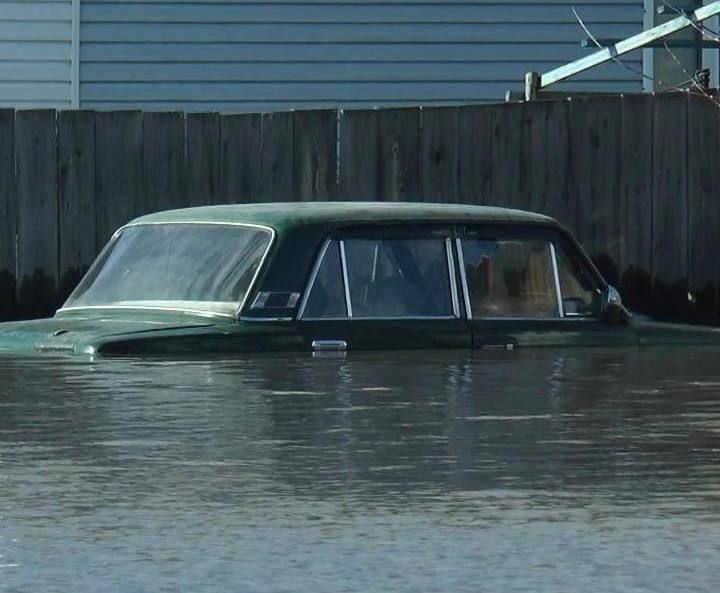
79 0 645 111
0 0 74 107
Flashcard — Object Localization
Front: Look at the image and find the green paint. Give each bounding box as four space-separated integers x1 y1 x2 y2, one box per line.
1 202 719 357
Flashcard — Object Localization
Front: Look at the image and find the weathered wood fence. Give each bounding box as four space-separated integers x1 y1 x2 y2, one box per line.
0 94 718 322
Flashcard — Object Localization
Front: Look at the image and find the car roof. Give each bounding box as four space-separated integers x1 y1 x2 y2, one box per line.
128 201 557 232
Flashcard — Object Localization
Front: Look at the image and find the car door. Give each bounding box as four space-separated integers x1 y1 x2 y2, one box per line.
294 226 471 353
457 226 636 349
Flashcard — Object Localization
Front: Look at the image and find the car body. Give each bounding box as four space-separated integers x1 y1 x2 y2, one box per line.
1 201 719 357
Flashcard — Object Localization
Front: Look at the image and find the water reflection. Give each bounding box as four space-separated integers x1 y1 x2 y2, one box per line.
1 350 719 592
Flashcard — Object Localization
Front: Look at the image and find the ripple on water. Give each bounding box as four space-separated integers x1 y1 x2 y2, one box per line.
0 349 719 592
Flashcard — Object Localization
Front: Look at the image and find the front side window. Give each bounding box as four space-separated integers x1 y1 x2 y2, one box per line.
303 241 347 319
63 223 272 316
302 236 454 319
461 238 559 318
345 238 452 317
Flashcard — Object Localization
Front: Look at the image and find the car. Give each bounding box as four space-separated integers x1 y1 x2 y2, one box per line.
0 201 718 357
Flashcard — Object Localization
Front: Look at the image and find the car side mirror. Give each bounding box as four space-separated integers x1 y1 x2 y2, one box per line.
601 285 631 325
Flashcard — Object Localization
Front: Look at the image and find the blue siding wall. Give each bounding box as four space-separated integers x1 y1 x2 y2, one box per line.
80 0 644 112
0 0 73 107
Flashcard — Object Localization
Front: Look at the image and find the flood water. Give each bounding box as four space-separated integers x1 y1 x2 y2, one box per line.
0 349 719 592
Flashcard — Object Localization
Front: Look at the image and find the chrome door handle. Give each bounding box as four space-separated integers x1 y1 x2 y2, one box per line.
312 339 348 352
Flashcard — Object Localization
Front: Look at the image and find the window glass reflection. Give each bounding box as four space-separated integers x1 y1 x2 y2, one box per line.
555 246 600 317
344 238 452 318
303 241 347 318
462 239 558 318
65 224 271 316
302 237 453 319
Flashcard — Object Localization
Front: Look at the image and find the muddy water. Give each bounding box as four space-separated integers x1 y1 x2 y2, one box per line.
0 349 718 592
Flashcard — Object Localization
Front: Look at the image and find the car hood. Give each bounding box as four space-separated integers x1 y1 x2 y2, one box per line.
0 314 217 356
633 317 720 345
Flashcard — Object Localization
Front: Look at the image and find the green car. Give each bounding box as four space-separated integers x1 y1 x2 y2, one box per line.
0 202 718 357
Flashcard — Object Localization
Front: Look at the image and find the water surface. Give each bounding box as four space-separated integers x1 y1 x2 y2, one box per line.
1 349 719 592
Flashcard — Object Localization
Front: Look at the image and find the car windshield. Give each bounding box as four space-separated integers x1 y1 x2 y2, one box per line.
63 223 273 316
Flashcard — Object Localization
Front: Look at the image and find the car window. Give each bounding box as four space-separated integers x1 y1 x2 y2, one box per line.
344 238 452 318
555 244 601 317
461 239 559 318
301 236 454 319
303 241 347 319
64 223 272 316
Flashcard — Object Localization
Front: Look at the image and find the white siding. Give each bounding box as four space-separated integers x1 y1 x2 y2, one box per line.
0 0 73 107
80 0 645 112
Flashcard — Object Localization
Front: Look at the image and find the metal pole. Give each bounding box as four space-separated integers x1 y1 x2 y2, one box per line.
537 1 720 90
524 72 540 101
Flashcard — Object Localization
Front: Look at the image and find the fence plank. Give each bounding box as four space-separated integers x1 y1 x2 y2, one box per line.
618 94 653 313
15 110 59 319
261 111 294 201
420 107 458 202
186 113 221 206
294 109 337 201
458 106 493 205
185 113 220 206
142 111 185 214
220 113 262 203
377 108 419 201
652 93 689 321
528 100 570 222
95 111 143 248
486 103 531 209
568 97 622 285
4 98 720 325
339 109 378 200
0 109 15 321
58 111 96 303
688 96 720 324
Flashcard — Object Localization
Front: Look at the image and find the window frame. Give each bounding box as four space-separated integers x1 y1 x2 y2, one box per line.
297 231 461 321
456 225 604 322
59 220 276 320
297 224 605 323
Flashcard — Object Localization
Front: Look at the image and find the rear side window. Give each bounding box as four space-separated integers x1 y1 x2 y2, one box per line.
461 239 559 318
301 236 455 319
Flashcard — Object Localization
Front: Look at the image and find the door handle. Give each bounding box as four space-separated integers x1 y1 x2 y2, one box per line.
473 335 518 350
311 339 348 352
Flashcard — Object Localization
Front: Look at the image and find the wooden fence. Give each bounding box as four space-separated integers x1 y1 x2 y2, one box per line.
1 93 718 322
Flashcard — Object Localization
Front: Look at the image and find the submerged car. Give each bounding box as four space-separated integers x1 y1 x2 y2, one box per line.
0 201 719 357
